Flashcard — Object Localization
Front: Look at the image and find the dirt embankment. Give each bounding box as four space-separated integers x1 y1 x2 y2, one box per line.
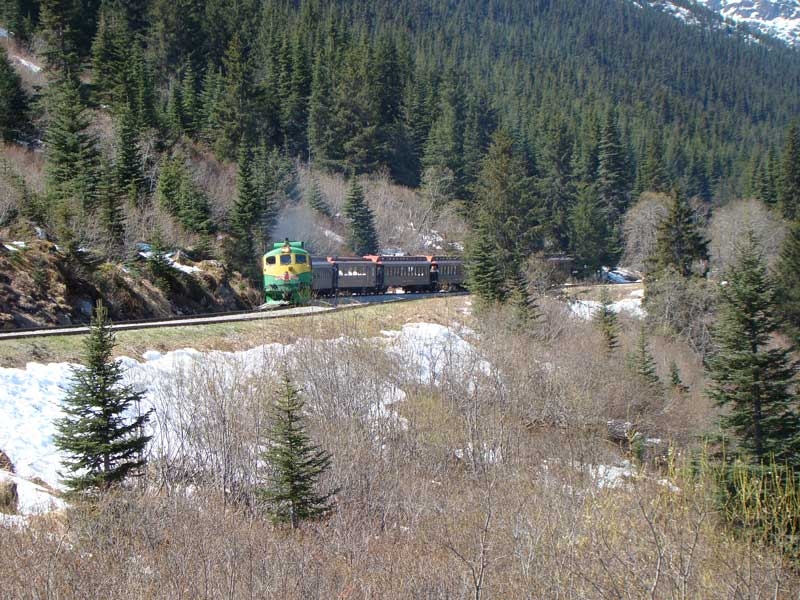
0 240 261 329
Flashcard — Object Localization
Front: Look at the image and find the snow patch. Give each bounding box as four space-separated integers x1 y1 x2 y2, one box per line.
0 470 66 515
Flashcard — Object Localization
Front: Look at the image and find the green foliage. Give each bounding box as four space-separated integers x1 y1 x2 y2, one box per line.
648 189 708 278
570 183 620 276
343 177 378 255
626 327 662 393
305 176 331 217
156 154 211 234
596 108 632 221
0 46 27 140
53 301 152 495
776 218 800 342
260 376 336 529
467 128 543 302
115 106 143 204
44 78 100 250
593 288 620 352
706 232 800 466
779 122 800 221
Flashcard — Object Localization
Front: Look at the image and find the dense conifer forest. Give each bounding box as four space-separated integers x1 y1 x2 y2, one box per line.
1 0 799 269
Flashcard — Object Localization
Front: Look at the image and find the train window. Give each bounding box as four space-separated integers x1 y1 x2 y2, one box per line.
280 255 292 265
295 254 307 264
266 256 276 265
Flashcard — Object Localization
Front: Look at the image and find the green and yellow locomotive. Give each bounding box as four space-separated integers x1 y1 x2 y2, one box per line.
262 239 312 305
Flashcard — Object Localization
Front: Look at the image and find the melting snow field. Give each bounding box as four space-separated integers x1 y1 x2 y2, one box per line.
0 319 643 519
568 287 645 320
0 323 480 499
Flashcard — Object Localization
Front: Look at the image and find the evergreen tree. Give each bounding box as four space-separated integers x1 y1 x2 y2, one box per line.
343 177 378 255
776 218 800 341
466 217 505 303
305 176 330 217
54 301 152 495
156 154 182 215
596 108 632 220
0 46 27 141
570 183 619 276
648 189 708 278
39 0 83 77
115 105 143 205
44 78 100 249
538 119 576 251
97 157 124 252
422 69 465 199
469 128 544 299
180 64 199 135
707 232 800 466
627 326 662 392
212 34 252 160
593 288 620 352
778 122 800 221
638 134 670 194
260 375 335 529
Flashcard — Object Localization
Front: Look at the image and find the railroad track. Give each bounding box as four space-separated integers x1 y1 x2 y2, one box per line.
0 291 468 341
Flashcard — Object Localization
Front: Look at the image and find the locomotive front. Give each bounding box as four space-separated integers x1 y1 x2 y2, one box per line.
262 239 313 305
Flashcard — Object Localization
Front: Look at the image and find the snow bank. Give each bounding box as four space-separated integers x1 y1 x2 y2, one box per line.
0 471 66 515
0 322 482 506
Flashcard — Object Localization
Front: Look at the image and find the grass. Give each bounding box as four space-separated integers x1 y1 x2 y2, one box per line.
0 295 472 368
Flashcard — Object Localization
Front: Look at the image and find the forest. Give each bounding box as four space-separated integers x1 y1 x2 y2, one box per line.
0 0 799 279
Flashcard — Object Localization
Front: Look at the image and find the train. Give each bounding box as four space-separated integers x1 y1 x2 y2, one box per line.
262 239 465 305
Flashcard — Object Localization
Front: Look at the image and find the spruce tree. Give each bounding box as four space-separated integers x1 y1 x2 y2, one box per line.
469 128 544 298
648 189 708 278
305 176 330 217
466 217 504 303
593 288 620 352
54 301 152 495
538 119 576 251
707 232 800 466
343 177 378 255
779 122 800 221
0 46 27 141
115 105 143 205
776 218 800 341
627 326 662 392
596 108 631 220
570 183 619 276
260 376 335 529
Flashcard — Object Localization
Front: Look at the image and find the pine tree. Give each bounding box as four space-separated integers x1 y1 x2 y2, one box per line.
0 46 27 141
466 217 504 303
115 105 143 205
627 327 662 392
776 218 800 341
707 232 800 466
593 288 620 352
778 122 800 221
638 134 670 194
538 119 576 251
260 376 335 529
44 78 100 249
648 189 708 278
596 108 632 220
423 69 465 198
469 128 544 298
343 177 378 255
570 183 619 276
54 301 152 495
305 176 330 217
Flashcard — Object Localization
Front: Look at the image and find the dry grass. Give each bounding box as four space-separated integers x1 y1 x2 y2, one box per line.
1 296 798 597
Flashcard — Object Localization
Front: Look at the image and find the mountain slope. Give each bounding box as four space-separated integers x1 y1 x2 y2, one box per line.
640 0 800 45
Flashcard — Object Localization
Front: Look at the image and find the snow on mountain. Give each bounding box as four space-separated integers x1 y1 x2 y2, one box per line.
637 0 800 46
